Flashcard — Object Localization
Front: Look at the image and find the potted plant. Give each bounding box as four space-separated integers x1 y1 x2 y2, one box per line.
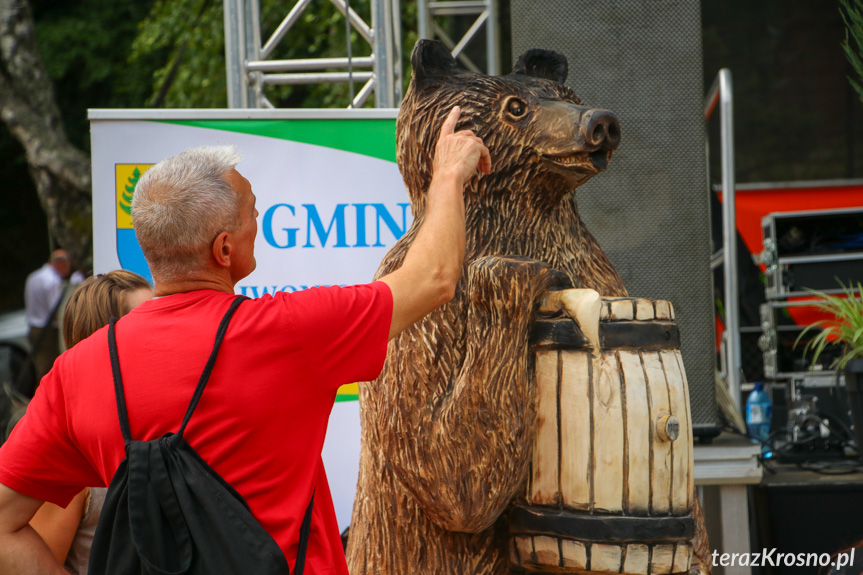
796 281 863 455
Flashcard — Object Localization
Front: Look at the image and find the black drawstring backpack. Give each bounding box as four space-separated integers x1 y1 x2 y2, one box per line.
89 296 314 575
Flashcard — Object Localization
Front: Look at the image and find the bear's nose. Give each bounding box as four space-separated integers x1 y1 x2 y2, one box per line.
580 109 621 151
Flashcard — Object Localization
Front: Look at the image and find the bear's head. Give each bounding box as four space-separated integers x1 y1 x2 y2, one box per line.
397 40 620 214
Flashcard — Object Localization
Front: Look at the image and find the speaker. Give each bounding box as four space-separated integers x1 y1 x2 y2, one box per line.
510 0 720 436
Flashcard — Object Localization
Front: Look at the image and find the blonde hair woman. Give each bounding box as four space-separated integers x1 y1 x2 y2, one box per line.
28 270 153 574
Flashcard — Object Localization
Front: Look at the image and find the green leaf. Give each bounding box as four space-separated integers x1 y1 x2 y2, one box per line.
794 279 863 369
841 0 863 103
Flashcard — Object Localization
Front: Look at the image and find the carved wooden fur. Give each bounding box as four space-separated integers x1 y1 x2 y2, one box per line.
347 40 709 575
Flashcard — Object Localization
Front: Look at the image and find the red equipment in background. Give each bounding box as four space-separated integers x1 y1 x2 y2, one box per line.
716 179 863 344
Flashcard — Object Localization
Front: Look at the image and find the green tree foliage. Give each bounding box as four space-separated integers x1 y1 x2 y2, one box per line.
841 0 863 104
130 0 226 108
29 0 160 149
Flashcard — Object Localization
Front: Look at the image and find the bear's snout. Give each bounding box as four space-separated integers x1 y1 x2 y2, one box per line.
580 108 621 151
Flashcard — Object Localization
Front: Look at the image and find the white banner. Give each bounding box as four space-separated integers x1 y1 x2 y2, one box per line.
90 109 407 531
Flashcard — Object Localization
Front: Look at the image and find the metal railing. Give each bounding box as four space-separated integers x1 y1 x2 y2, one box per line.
705 68 741 414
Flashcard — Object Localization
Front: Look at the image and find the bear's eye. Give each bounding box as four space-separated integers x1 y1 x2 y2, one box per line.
506 98 526 118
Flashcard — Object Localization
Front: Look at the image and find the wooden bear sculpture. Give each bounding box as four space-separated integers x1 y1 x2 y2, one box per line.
347 40 710 575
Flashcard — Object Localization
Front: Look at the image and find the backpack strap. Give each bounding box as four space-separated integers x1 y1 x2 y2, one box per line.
107 295 248 443
295 490 315 575
108 316 133 444
177 296 248 436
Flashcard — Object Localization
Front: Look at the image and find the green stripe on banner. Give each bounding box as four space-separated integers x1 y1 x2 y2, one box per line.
335 394 359 402
157 119 397 163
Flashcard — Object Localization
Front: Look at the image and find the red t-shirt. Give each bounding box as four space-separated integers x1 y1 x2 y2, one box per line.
0 283 392 575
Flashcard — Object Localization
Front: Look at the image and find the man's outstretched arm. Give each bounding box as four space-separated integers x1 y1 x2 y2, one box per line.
0 482 66 574
379 106 491 340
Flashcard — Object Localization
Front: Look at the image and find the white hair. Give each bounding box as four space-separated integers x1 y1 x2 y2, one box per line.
131 145 243 282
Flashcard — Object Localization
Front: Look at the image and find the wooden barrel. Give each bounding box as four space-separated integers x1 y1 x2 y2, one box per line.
510 296 695 575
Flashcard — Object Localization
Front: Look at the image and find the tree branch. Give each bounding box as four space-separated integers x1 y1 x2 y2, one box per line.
0 0 92 267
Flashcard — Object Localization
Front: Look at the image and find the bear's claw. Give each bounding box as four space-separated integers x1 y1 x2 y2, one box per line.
538 288 602 356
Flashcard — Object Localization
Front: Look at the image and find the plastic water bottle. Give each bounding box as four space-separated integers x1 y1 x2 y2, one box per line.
746 382 772 456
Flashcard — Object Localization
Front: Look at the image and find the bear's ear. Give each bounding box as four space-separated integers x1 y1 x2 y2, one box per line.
512 49 568 84
411 39 459 88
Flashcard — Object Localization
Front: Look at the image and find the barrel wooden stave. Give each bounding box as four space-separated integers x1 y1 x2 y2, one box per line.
651 544 676 575
673 544 693 574
561 540 588 570
534 536 562 567
558 351 591 510
664 350 692 512
643 351 673 515
530 350 561 503
593 353 625 513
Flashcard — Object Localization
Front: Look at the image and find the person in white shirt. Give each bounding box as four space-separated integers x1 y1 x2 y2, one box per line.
23 250 73 387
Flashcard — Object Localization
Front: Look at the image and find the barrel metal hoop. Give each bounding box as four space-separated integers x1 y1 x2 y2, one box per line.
530 319 681 350
509 505 695 543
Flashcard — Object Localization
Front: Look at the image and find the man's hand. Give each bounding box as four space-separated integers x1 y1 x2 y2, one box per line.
432 106 492 184
379 106 491 340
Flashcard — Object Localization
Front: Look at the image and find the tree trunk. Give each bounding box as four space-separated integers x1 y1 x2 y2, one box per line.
0 0 92 269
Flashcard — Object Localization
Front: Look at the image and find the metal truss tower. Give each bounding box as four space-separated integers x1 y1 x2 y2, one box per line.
417 0 499 76
223 0 499 109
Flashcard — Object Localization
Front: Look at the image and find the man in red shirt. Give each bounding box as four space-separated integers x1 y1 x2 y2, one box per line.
0 106 490 574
